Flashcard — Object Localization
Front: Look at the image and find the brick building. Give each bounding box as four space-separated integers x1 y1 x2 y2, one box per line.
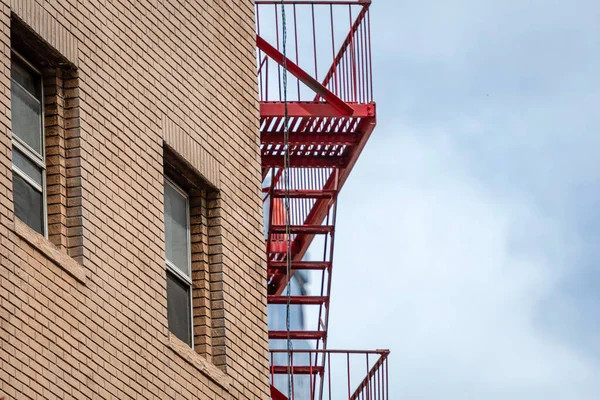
1 1 270 399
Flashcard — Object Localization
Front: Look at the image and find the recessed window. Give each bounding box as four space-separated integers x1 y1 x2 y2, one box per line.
164 178 193 346
11 51 46 235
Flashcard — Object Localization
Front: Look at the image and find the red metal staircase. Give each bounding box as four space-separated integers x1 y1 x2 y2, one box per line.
256 1 388 398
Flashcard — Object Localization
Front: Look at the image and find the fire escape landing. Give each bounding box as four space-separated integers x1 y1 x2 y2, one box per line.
257 1 389 398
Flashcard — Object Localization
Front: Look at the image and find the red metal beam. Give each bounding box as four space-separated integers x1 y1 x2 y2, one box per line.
257 35 354 116
270 224 334 235
271 189 336 199
267 296 327 305
267 260 331 271
271 366 324 375
260 102 374 118
262 155 346 168
256 1 369 4
268 330 327 340
261 131 361 146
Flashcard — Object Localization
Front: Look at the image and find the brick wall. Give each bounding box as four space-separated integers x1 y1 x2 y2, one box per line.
0 0 269 399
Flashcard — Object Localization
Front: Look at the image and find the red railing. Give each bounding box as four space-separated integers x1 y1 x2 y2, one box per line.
270 349 390 400
256 0 373 104
256 3 386 399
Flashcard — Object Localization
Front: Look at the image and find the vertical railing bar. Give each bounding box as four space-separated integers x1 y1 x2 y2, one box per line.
359 16 365 103
327 352 332 400
294 4 300 101
309 348 314 400
298 170 303 226
342 53 346 101
385 356 389 400
355 13 361 103
362 10 367 102
266 53 270 102
257 5 262 101
346 45 350 102
378 356 382 400
330 4 337 97
295 168 300 226
349 5 357 102
363 17 368 103
270 351 274 387
377 358 381 400
267 167 276 277
275 3 282 101
376 361 379 400
345 48 350 102
367 10 373 101
312 4 318 81
302 169 307 226
370 356 374 400
291 351 295 400
366 353 370 400
347 353 351 399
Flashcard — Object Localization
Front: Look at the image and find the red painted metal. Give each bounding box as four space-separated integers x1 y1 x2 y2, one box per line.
269 330 327 340
260 102 374 118
256 2 387 399
257 35 353 116
271 385 288 400
270 225 334 235
268 260 331 271
272 366 325 375
269 349 390 400
270 189 336 199
261 131 361 146
263 155 347 168
267 295 328 305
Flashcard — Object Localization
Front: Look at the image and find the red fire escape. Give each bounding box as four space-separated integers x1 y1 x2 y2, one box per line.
256 1 389 399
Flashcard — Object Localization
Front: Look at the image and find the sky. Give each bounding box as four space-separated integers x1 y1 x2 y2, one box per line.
312 0 600 398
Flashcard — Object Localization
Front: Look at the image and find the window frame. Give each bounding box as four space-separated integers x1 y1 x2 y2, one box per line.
10 49 47 237
164 176 194 348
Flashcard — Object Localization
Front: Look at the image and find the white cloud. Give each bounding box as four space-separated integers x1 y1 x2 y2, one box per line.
321 125 600 399
291 1 600 397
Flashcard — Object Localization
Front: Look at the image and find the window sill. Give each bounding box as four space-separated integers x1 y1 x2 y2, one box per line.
168 333 231 390
14 219 87 284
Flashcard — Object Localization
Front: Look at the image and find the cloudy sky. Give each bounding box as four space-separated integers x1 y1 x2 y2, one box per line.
315 0 600 398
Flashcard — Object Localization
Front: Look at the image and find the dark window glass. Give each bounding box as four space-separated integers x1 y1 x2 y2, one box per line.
166 270 191 346
13 172 43 234
11 57 41 99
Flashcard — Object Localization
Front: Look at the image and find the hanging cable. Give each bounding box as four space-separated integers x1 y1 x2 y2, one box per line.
279 1 293 399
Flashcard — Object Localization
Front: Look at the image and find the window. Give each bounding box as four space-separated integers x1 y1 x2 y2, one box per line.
164 178 193 346
11 51 46 235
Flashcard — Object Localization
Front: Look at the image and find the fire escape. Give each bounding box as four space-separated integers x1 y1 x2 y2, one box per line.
256 1 389 399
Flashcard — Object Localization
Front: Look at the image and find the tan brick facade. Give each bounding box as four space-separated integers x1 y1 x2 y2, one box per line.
0 1 269 399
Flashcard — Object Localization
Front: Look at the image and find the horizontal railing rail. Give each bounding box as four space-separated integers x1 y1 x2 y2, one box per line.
256 1 372 104
270 349 390 400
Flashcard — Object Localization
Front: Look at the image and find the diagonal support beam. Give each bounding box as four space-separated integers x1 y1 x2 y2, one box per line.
257 35 354 117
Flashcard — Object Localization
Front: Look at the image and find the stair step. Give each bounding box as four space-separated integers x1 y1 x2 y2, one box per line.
271 366 325 375
272 189 336 199
269 330 327 340
267 296 328 305
267 261 331 271
271 225 334 235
